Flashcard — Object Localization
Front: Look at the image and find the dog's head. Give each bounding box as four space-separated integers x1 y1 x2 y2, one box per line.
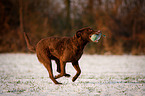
76 27 101 42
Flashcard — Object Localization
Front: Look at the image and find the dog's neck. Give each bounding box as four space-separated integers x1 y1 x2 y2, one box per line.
72 35 89 50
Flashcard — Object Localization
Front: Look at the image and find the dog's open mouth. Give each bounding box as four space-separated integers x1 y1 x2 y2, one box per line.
90 33 102 42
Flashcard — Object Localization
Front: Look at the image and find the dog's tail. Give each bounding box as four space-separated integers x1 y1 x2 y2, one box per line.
24 32 36 52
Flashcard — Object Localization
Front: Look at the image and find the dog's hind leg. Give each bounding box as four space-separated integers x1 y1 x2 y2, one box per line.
54 60 70 79
44 61 62 84
55 59 61 73
72 61 81 82
37 54 61 84
55 59 71 77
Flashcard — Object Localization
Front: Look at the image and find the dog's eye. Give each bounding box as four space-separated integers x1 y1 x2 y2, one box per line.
87 28 93 32
90 29 93 32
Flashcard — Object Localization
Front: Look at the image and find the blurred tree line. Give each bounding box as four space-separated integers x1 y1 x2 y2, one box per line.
0 0 145 55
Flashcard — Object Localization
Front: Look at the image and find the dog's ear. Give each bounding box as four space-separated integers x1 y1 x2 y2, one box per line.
76 28 85 38
76 31 82 38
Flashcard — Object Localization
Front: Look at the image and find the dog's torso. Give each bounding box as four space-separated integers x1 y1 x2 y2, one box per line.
36 37 84 62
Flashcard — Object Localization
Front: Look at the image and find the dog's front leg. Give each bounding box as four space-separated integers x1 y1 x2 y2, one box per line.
72 61 81 82
55 61 66 79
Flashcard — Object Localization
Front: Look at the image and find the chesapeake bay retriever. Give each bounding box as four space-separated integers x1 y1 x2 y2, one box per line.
24 27 101 84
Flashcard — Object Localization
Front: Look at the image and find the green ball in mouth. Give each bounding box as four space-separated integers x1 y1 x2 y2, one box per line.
90 33 102 42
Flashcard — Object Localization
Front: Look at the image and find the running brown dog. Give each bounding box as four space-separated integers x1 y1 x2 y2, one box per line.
24 27 101 84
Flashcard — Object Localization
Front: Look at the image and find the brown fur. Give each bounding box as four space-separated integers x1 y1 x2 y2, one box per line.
24 27 101 84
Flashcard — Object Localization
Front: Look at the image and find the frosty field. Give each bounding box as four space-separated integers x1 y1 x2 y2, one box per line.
0 53 145 96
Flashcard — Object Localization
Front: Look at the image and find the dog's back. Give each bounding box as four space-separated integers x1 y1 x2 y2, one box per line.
36 37 82 61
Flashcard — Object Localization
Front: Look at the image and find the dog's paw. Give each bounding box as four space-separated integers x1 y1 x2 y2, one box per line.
72 76 77 82
64 74 71 77
54 75 59 79
54 73 70 79
55 82 62 85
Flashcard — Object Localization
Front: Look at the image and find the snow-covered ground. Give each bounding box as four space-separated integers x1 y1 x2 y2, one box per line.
0 53 145 96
